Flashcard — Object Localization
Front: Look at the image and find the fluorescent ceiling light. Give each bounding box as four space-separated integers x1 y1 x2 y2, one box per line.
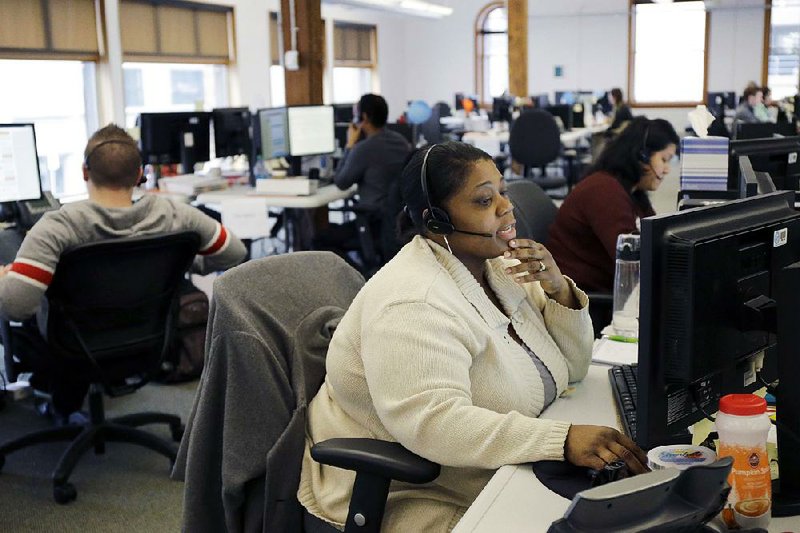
323 0 453 18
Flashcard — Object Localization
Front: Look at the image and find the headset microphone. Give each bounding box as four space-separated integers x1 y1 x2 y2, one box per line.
453 228 495 238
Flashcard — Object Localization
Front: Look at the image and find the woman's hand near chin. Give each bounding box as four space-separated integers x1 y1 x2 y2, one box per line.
503 239 576 308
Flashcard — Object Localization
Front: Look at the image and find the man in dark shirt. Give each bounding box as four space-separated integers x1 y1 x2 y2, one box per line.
315 94 412 266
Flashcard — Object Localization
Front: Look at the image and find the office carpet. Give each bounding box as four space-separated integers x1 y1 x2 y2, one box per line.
0 348 199 533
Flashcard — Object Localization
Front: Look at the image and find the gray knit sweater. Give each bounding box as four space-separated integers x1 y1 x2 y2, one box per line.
0 195 246 321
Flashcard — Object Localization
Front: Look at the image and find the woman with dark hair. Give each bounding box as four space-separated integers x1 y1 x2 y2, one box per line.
298 141 648 533
547 117 680 293
608 87 633 131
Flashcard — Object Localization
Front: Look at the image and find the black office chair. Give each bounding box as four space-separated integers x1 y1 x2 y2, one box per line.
0 231 200 504
174 252 440 532
507 180 613 337
509 110 569 199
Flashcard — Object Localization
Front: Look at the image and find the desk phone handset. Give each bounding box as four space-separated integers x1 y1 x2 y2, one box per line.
17 190 60 230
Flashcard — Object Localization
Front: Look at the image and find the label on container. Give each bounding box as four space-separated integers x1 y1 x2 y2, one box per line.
718 443 771 529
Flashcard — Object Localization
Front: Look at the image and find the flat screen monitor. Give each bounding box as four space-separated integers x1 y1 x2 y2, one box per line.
454 93 479 113
138 112 211 172
728 136 800 193
333 103 356 124
738 155 778 199
530 94 551 109
492 97 513 123
735 122 777 140
555 91 577 105
256 107 290 160
707 91 737 116
385 122 413 144
286 105 335 157
212 107 252 158
545 104 573 131
637 191 800 514
0 123 42 203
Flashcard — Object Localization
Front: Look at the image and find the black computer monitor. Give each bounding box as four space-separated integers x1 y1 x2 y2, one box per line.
385 122 413 144
594 91 612 115
555 91 577 105
138 112 212 173
492 97 513 123
333 103 356 124
738 155 778 199
545 104 573 131
454 93 479 113
212 107 252 158
728 136 800 193
735 122 777 140
0 123 43 203
530 94 551 109
638 192 800 515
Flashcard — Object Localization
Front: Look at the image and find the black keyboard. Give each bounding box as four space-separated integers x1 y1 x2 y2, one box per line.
609 364 638 441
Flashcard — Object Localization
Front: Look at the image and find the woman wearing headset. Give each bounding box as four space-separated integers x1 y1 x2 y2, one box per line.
547 117 679 294
298 142 648 533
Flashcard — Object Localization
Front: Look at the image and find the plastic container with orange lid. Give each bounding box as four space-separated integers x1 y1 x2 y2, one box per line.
716 393 772 529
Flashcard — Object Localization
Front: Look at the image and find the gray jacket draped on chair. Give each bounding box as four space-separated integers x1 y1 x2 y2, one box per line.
172 252 365 532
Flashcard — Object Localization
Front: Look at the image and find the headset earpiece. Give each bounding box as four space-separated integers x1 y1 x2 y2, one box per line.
423 206 455 235
639 123 651 164
420 143 455 236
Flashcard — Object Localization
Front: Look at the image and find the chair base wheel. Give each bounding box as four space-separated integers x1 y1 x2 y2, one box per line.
54 482 77 504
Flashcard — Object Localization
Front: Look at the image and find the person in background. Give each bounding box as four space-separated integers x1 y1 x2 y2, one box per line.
754 86 774 122
608 87 633 132
313 93 412 264
298 141 647 533
547 117 679 294
0 124 247 424
734 85 766 125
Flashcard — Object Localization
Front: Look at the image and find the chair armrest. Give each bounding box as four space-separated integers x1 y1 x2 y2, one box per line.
586 292 613 305
311 438 440 485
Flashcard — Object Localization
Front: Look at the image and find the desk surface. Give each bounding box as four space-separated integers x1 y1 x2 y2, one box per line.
454 364 799 533
195 184 356 209
461 125 608 157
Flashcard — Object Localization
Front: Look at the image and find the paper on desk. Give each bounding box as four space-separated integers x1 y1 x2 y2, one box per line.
592 337 639 366
220 198 268 239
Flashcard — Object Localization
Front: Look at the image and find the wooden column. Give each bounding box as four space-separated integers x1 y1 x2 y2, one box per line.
507 0 528 97
280 0 324 105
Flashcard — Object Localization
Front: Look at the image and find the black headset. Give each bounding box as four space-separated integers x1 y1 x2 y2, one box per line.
638 122 651 164
84 139 142 170
420 144 457 235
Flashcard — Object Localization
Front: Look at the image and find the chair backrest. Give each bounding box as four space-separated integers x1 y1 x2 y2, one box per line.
507 180 558 243
175 252 365 532
45 231 200 381
509 109 561 168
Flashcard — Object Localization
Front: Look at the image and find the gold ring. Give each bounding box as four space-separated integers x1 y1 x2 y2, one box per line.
538 261 547 273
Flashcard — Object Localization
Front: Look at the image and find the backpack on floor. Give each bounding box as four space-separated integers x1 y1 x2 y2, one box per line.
157 281 209 383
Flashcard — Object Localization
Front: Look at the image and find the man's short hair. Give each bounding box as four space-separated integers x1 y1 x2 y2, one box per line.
83 124 142 189
357 94 389 128
743 86 761 100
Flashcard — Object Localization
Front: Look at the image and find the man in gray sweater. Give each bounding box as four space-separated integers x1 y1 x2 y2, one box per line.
0 124 246 421
314 94 411 265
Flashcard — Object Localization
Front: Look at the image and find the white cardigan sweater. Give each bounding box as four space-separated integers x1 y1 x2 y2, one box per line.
298 236 594 532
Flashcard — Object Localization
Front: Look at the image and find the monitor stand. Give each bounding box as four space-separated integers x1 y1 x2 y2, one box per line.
288 156 303 178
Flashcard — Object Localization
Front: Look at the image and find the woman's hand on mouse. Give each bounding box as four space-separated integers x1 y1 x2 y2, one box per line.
503 239 576 308
564 424 649 475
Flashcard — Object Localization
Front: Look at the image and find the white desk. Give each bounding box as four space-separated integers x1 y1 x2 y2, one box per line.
461 125 608 158
453 364 800 533
195 183 356 209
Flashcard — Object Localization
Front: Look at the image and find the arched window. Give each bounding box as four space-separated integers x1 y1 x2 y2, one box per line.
475 3 508 105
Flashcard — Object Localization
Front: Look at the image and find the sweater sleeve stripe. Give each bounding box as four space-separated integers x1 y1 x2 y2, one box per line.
199 224 230 256
9 258 54 289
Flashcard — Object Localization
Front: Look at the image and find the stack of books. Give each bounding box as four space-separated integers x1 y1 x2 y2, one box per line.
680 136 729 191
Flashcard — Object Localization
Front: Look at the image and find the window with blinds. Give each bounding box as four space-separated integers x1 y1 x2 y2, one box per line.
333 23 376 68
119 0 233 64
0 0 100 60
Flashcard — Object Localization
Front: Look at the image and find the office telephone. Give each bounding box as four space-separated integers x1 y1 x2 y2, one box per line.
17 190 60 230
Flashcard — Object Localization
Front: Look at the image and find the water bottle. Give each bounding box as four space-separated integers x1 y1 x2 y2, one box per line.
717 394 772 530
611 233 641 338
253 156 269 181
